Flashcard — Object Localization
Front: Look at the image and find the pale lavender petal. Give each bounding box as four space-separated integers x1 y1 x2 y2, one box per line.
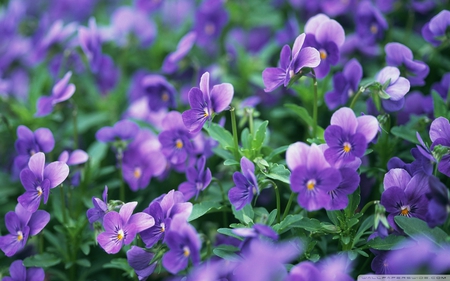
161 111 185 131
383 168 411 190
102 211 122 232
279 44 291 70
129 212 155 233
28 210 50 235
97 231 123 254
430 117 450 142
286 142 309 170
356 115 379 143
43 161 69 188
168 202 193 221
240 157 255 179
66 149 89 165
293 47 321 73
52 71 72 96
53 83 75 103
330 107 358 135
316 19 345 47
28 152 45 181
34 128 55 153
199 72 210 97
304 14 330 35
307 143 330 170
262 67 286 92
119 202 138 224
376 66 400 85
291 33 306 58
386 77 410 101
58 151 69 163
210 83 233 113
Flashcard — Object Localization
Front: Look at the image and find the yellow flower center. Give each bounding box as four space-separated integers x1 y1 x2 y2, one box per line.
289 69 295 78
30 149 36 156
370 23 378 34
343 142 352 153
161 91 169 102
400 206 410 216
306 179 316 190
117 229 124 241
203 108 209 118
160 222 165 233
17 231 23 241
133 167 142 179
175 139 183 149
183 246 190 257
36 186 43 196
320 49 327 60
205 23 215 35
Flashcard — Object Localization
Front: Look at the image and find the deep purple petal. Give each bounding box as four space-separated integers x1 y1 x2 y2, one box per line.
279 44 291 70
314 59 331 79
210 83 233 113
343 59 363 91
382 98 405 112
27 267 45 281
178 182 196 201
95 127 115 142
385 42 412 66
262 67 286 92
28 210 50 236
429 10 450 37
381 186 407 213
228 185 251 210
34 128 55 153
8 260 27 281
240 157 255 180
162 248 188 274
35 96 54 117
317 167 342 191
20 169 38 191
127 246 155 271
298 188 331 211
43 161 69 188
438 154 450 177
18 191 42 213
182 108 207 135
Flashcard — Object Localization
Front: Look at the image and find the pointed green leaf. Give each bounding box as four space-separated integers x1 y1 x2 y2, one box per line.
252 120 268 151
261 163 290 184
367 234 408 250
394 216 449 247
23 253 61 268
432 90 448 118
188 201 223 222
204 123 234 150
232 204 254 225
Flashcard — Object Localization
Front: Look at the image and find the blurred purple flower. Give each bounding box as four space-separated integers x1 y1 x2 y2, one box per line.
356 0 388 44
287 142 341 211
141 190 192 248
86 186 109 224
228 157 259 211
95 54 120 95
141 74 177 111
162 215 201 274
36 71 76 117
325 58 362 110
18 152 69 213
396 91 433 125
14 125 55 174
162 32 196 74
126 246 157 281
429 117 450 177
182 71 234 134
275 15 299 46
381 168 430 231
304 13 345 79
0 203 49 257
194 0 228 49
135 0 163 13
385 42 429 86
422 10 450 47
96 119 139 143
426 175 450 228
287 261 322 280
411 0 435 14
97 202 154 254
432 72 450 101
375 66 411 112
178 156 212 200
58 149 89 166
78 17 102 72
2 260 45 281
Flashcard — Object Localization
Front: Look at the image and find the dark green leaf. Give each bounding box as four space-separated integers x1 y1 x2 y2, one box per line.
285 104 313 127
217 228 244 240
76 259 91 267
232 204 254 225
394 216 449 247
266 145 289 161
252 120 268 151
367 235 408 250
326 210 342 226
272 214 304 234
353 215 375 247
213 245 240 261
188 201 223 222
241 128 251 150
261 163 290 184
204 123 234 150
432 90 448 118
23 253 61 268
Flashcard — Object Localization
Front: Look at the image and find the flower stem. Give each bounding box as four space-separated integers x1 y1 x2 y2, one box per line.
282 192 296 220
212 177 229 226
247 108 254 136
360 200 379 214
230 107 240 161
311 70 318 138
72 101 79 149
117 148 125 202
60 184 68 224
349 87 364 109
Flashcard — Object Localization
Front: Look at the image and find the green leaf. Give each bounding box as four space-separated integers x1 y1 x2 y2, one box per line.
204 123 234 150
87 141 108 169
103 258 134 278
267 209 278 226
391 126 419 144
432 90 448 118
232 204 254 225
266 145 289 161
290 217 323 233
345 188 361 218
213 245 240 261
272 214 304 234
252 120 268 151
261 163 290 184
241 128 251 150
367 235 408 250
188 201 223 222
224 159 240 166
285 104 313 127
76 259 91 267
217 228 245 240
353 215 375 247
394 216 449 247
326 210 342 226
23 253 61 268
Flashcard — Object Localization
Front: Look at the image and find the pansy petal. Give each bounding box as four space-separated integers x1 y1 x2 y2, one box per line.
430 117 450 142
34 128 55 153
286 142 310 170
304 14 330 35
28 210 50 236
20 169 38 191
210 83 233 113
28 152 45 181
316 19 345 47
35 96 54 117
356 115 379 143
129 212 155 233
292 33 306 57
199 72 210 97
293 47 321 73
330 107 358 135
43 161 69 188
67 149 89 165
102 211 122 232
119 202 138 224
97 231 122 254
262 67 286 92
385 77 410 101
383 168 411 190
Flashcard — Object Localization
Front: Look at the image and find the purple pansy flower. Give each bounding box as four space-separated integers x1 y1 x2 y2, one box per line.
426 176 450 228
140 190 193 248
287 142 342 211
262 33 320 92
178 155 212 200
422 10 450 47
126 246 157 281
162 31 196 74
287 261 322 281
95 119 139 143
0 203 50 257
303 13 345 79
429 117 450 177
97 201 154 254
159 111 196 165
35 71 76 117
86 186 109 224
397 91 433 125
94 54 120 95
325 58 362 110
193 0 228 50
58 149 89 166
388 147 433 177
432 72 450 101
356 0 388 44
140 74 177 112
182 71 234 134
14 125 55 174
375 66 411 112
162 215 201 274
385 42 429 87
380 168 430 231
275 15 299 46
228 157 259 211
324 107 378 165
78 17 102 72
18 152 69 213
2 260 45 281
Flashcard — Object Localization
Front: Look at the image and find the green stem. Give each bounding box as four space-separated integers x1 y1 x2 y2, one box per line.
360 200 379 214
72 102 79 149
60 184 68 223
349 87 364 109
212 178 229 227
311 70 318 138
230 107 240 161
117 148 125 202
282 192 296 220
248 108 254 136
264 180 281 223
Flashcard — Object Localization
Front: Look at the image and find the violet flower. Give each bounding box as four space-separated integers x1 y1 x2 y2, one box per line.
2 260 45 281
325 58 362 110
95 119 139 143
287 261 322 280
0 203 50 257
286 142 341 211
356 0 388 44
182 71 234 134
58 149 89 166
380 168 430 231
396 91 433 125
303 13 345 79
387 147 433 177
18 152 69 213
429 117 450 177
375 66 411 112
432 72 450 103
324 107 379 165
94 54 119 95
126 246 157 281
162 215 201 274
426 176 450 228
141 74 177 112
228 157 259 211
78 17 102 72
178 155 212 200
14 125 55 174
86 186 109 224
385 42 429 86
140 190 193 248
193 0 228 49
422 10 450 47
36 71 76 117
162 31 196 74
262 33 320 92
97 201 154 254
